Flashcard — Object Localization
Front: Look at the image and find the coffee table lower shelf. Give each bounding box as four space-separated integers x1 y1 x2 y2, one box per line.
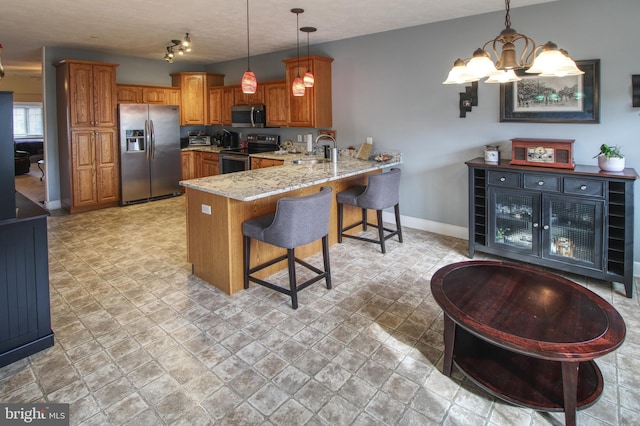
453 329 603 411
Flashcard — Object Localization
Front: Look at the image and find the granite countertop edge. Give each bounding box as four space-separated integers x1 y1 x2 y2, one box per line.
180 154 402 201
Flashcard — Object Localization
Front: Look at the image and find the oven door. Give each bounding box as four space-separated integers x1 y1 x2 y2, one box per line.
220 153 250 174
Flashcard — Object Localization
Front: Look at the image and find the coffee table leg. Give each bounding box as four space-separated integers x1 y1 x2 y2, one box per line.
561 362 579 426
443 314 455 376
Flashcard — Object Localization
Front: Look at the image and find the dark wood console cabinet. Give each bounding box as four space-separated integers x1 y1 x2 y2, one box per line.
466 158 637 297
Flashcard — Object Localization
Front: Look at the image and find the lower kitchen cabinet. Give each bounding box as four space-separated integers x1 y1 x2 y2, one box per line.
182 150 219 180
251 157 284 169
64 129 119 212
467 158 637 297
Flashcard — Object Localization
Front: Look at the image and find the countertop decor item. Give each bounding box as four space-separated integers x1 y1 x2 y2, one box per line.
594 143 625 172
510 137 575 169
442 0 580 85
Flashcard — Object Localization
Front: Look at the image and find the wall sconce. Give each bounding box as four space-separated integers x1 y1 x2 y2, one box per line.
459 81 478 118
632 75 640 108
164 33 192 63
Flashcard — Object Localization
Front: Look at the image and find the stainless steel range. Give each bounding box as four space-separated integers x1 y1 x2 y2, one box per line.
219 134 280 174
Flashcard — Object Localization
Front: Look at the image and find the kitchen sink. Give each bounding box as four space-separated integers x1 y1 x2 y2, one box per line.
292 158 330 164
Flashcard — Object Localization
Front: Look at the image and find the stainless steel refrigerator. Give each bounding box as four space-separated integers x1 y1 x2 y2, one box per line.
118 104 181 205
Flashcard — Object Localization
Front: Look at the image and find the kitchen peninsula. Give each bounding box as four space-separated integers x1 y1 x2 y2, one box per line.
180 154 401 295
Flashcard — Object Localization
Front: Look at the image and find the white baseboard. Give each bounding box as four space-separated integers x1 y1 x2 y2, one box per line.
46 199 62 210
383 211 639 278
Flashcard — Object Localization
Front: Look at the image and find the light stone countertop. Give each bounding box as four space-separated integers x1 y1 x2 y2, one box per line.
179 153 402 201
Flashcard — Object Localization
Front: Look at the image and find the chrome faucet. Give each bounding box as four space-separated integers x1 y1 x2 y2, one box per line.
314 134 337 149
315 134 338 163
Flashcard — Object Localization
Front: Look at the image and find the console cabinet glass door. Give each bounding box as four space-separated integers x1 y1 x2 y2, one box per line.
543 195 603 269
489 189 539 255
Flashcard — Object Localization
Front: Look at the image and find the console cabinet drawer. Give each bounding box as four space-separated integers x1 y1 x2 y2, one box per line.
488 171 520 188
564 178 604 197
523 174 560 192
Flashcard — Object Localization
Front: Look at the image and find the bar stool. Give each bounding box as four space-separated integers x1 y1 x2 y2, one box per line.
337 168 402 254
243 187 333 309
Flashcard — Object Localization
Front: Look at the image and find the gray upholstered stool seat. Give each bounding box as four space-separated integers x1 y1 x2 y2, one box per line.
243 186 333 309
337 168 402 253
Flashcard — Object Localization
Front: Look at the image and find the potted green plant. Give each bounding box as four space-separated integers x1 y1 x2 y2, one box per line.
593 144 625 172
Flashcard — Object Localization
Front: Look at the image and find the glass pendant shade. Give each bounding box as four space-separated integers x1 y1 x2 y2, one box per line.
485 69 521 83
241 71 257 94
303 71 314 87
466 49 498 78
443 59 478 84
292 76 305 96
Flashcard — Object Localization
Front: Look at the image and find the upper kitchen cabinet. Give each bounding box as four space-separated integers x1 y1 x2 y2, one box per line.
57 60 118 128
208 86 235 126
233 85 265 106
283 56 333 128
171 72 224 125
263 80 287 127
117 84 181 105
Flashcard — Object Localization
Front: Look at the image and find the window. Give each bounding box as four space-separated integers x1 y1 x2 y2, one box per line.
13 103 43 138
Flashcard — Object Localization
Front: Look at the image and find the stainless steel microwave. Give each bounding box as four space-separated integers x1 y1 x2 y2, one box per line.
231 104 266 128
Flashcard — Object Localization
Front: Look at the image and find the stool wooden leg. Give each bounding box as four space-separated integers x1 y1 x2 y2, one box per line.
395 203 403 243
338 203 344 243
377 209 386 253
288 248 298 309
243 236 250 289
322 235 332 289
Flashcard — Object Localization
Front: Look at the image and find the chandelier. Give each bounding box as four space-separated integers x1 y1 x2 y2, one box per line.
443 0 582 84
163 33 192 63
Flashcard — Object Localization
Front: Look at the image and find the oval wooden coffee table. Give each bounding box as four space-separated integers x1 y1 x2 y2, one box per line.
431 260 626 426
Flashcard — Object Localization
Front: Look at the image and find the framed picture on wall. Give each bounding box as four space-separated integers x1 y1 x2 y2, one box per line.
500 59 600 123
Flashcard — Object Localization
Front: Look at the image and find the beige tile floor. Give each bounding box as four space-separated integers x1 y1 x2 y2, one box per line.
1 195 639 425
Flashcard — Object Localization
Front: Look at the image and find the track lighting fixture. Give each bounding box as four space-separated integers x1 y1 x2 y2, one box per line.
163 33 192 63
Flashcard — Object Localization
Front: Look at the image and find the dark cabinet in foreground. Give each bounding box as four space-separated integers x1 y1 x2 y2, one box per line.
0 193 54 367
467 158 637 297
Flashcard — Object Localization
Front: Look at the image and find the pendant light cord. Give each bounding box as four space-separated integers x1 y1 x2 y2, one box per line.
246 0 251 71
296 11 301 77
306 32 311 72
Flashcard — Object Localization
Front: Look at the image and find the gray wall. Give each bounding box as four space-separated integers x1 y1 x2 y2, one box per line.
42 0 640 258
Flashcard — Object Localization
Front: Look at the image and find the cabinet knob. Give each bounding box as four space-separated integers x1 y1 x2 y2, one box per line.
499 177 506 182
533 223 539 228
580 185 587 190
538 181 544 186
543 225 550 230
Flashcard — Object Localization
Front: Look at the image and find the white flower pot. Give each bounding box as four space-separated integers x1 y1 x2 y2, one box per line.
598 156 625 172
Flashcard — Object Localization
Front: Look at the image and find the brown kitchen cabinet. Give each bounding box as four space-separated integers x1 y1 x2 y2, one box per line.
55 59 120 213
233 85 265 106
202 152 220 177
208 86 234 125
171 72 225 125
251 157 284 169
117 84 181 105
181 151 196 181
263 80 287 127
283 56 333 128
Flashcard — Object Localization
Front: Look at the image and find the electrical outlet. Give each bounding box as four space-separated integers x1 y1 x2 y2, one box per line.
201 204 211 215
297 134 303 143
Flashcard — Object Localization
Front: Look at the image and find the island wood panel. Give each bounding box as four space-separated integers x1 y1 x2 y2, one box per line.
186 171 380 295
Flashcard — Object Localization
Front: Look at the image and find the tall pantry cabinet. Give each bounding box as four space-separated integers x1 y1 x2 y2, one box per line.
55 60 120 213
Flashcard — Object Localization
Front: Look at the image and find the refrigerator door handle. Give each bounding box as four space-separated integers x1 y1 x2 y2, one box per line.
145 119 150 161
149 119 155 159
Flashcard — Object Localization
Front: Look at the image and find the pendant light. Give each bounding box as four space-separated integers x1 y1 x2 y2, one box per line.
291 8 305 97
300 27 316 88
241 0 257 94
443 0 580 84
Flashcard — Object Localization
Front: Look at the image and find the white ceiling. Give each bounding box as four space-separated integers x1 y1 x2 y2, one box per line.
1 0 555 73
